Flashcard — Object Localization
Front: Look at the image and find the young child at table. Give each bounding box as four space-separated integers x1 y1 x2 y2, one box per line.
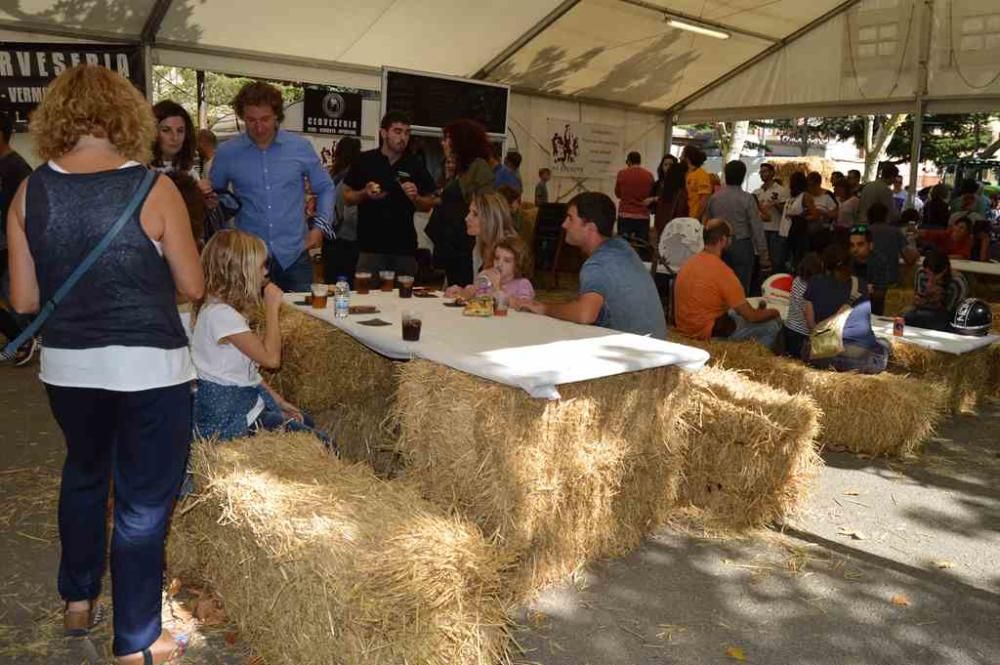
446 235 536 301
782 252 822 359
191 229 331 444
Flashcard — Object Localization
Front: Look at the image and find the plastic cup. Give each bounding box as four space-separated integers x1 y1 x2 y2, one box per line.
402 310 422 341
355 272 371 294
311 283 328 309
380 270 396 292
493 290 509 316
398 275 414 298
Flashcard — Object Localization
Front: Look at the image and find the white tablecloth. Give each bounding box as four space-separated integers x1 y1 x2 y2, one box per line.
869 317 1000 355
746 297 999 355
950 259 1000 277
286 291 708 399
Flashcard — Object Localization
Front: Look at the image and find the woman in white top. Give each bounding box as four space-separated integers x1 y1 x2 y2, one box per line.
6 65 203 665
191 229 330 444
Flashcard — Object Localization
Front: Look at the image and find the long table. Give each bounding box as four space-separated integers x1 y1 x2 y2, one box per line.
747 296 999 355
950 259 1000 277
287 291 708 399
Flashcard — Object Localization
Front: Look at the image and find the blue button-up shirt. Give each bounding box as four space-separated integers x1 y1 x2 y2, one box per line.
211 130 335 269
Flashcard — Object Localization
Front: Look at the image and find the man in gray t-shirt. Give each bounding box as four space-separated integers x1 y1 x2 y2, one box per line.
514 192 666 339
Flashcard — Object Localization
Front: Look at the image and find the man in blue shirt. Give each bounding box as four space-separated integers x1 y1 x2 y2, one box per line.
514 192 667 339
211 81 335 292
494 150 523 194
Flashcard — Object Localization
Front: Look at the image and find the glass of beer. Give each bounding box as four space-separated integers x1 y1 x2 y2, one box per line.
401 310 422 341
379 270 396 292
398 275 414 298
354 271 371 295
310 283 328 309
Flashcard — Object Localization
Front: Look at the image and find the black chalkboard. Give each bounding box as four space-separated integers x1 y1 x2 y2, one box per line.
383 69 508 136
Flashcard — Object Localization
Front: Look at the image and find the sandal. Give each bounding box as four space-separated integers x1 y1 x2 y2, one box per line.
119 633 188 665
63 599 104 637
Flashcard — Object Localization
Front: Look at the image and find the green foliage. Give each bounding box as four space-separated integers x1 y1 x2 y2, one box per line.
152 66 304 130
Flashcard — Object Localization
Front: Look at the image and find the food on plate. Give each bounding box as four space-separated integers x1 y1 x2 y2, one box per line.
462 296 494 317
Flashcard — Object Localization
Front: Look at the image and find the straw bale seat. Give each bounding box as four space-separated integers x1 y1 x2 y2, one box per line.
673 337 948 457
677 367 822 529
168 433 511 665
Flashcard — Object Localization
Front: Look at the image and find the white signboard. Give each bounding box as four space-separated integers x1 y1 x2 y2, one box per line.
547 120 624 179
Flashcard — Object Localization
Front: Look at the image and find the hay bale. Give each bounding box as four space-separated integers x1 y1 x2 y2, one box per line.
676 367 822 529
169 433 511 665
675 337 948 457
887 340 992 414
262 305 399 468
769 157 836 189
883 287 913 317
391 360 690 600
989 344 1000 397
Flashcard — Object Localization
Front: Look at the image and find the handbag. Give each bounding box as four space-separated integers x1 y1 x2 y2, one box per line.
807 277 861 360
2 169 158 361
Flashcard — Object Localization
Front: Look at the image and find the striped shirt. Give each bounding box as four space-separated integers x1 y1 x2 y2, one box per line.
785 277 810 335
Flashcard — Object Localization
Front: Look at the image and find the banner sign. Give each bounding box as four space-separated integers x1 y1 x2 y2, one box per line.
0 43 145 130
547 120 624 179
302 87 362 137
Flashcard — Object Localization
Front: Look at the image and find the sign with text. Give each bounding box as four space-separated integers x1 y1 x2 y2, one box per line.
0 43 145 130
302 87 362 137
547 120 624 180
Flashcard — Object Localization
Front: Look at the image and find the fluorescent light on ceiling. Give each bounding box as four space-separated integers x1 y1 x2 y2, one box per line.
667 18 730 40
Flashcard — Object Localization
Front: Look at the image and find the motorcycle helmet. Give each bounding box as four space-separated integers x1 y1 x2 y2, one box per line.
949 298 993 336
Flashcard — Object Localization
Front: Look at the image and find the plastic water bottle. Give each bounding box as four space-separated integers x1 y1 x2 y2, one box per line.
474 273 493 296
334 275 350 319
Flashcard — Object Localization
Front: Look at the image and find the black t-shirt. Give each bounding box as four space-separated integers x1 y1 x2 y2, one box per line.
0 151 33 244
345 149 434 255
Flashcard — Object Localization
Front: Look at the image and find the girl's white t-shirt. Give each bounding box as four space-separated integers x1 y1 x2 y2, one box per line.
191 301 264 425
191 302 262 387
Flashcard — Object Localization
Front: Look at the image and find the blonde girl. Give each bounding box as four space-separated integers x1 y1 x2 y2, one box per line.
191 229 329 443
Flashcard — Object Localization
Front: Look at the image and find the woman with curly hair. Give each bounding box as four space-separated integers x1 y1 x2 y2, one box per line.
426 118 495 286
6 65 203 665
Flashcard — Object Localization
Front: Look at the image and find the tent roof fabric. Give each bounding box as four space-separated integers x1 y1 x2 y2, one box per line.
2 0 998 119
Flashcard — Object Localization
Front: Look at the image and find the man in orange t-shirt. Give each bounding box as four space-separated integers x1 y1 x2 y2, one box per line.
674 219 782 348
683 145 713 220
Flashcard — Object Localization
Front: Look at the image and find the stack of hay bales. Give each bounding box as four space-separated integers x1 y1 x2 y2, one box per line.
169 433 511 665
262 305 399 469
770 157 836 188
391 360 690 600
676 367 822 529
677 338 948 456
887 340 992 414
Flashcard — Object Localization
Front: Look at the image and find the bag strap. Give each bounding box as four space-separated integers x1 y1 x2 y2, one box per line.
2 170 158 360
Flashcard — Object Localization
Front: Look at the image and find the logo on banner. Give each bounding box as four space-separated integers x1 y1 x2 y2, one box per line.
322 92 347 119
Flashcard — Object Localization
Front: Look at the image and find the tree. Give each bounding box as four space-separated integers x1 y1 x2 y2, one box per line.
152 66 304 131
880 113 997 166
715 121 751 162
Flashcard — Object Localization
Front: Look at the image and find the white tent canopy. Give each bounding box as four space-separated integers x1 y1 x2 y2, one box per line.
2 0 998 120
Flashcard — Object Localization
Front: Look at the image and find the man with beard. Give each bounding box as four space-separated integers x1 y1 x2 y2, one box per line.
343 112 436 276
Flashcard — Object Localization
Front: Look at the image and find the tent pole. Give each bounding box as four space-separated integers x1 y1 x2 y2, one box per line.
907 105 924 203
663 113 675 158
144 44 153 101
908 0 934 206
197 69 208 129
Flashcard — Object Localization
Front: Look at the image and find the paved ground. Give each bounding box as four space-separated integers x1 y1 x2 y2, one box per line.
1 362 997 664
